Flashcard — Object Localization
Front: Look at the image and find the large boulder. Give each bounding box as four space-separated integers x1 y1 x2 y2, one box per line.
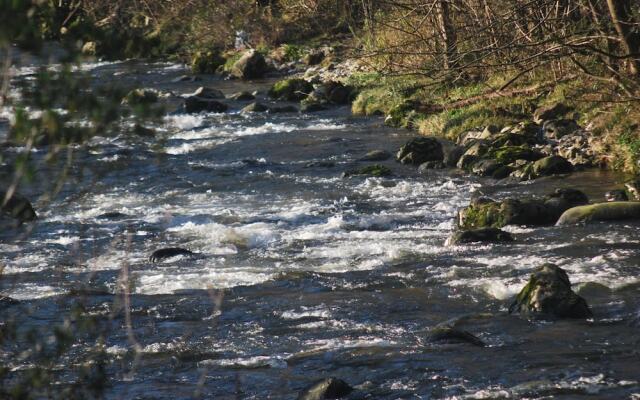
230 49 268 80
509 263 592 319
556 201 640 225
396 137 444 165
298 378 353 400
1 189 36 223
458 189 588 229
445 227 514 246
268 78 314 102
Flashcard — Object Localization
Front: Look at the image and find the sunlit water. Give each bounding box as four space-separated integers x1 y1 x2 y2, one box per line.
1 59 640 399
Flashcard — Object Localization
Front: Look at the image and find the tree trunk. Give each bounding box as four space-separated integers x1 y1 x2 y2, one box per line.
606 0 640 75
438 0 458 71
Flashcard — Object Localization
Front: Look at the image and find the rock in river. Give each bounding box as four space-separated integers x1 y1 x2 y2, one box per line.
458 188 588 229
342 164 392 178
556 201 640 225
149 248 195 263
509 263 592 319
396 137 444 165
184 96 228 114
445 228 514 246
268 78 314 102
426 325 486 347
230 49 268 80
298 377 353 400
359 150 392 162
1 189 37 223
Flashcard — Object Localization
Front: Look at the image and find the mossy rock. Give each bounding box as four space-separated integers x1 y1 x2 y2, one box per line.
229 50 268 80
191 50 225 74
122 89 159 106
344 164 393 177
343 164 392 177
509 263 592 319
531 155 573 177
459 189 588 229
489 145 543 165
268 78 314 102
556 201 640 225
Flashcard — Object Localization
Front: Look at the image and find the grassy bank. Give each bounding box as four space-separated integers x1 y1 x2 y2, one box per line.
348 71 640 174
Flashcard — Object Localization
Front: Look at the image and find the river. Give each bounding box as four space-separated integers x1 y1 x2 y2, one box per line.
1 59 640 399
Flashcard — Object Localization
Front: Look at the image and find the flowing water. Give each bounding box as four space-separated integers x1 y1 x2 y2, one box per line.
1 59 640 399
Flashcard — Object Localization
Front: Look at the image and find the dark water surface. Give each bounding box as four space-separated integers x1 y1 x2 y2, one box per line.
1 60 640 399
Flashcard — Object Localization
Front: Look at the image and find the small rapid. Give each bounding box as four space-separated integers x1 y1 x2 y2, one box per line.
1 59 640 399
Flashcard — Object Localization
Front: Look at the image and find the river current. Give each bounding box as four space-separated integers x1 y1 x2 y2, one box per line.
1 59 640 399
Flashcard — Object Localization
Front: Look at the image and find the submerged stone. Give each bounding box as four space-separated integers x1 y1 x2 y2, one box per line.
426 325 486 347
556 201 640 225
270 105 299 114
149 248 195 263
359 150 392 162
509 263 592 319
298 377 353 400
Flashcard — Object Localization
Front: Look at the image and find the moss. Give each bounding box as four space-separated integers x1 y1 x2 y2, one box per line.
191 50 224 74
345 164 393 177
556 201 640 225
489 145 541 164
222 52 243 73
282 44 303 62
458 202 507 229
268 78 314 102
